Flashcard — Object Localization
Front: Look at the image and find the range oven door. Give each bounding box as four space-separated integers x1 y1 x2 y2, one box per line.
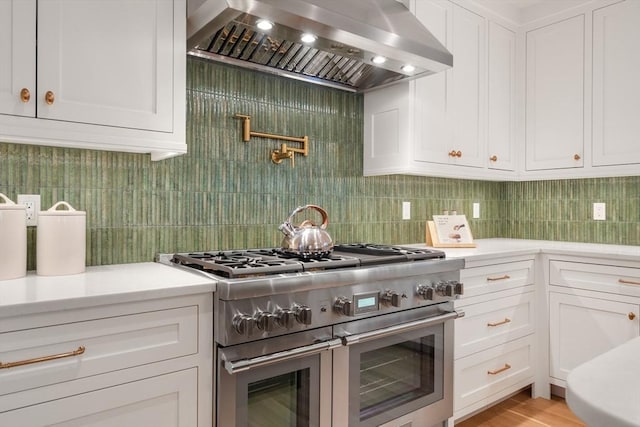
333 308 459 427
217 328 339 427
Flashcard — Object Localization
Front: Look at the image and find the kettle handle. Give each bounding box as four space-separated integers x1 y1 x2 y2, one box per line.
286 204 329 229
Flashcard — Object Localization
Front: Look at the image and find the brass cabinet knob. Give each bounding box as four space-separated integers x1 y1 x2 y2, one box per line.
45 91 55 105
490 155 498 162
456 151 462 158
574 154 581 161
449 150 457 157
629 312 636 320
20 88 31 103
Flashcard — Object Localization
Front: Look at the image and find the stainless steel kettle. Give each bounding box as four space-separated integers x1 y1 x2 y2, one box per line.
279 205 333 258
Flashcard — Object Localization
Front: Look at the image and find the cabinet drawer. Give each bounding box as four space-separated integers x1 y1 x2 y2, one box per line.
550 260 640 296
454 335 534 412
455 292 535 358
0 306 198 395
460 259 534 298
0 368 197 426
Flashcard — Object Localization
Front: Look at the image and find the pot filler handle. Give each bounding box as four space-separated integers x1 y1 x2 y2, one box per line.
224 338 343 375
341 310 464 346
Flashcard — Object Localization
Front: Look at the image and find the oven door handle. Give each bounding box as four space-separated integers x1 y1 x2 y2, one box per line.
340 310 463 346
223 338 343 375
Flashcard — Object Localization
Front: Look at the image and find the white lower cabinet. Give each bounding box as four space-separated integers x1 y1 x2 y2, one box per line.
548 258 640 387
0 368 197 427
453 256 536 420
0 294 212 427
549 292 639 382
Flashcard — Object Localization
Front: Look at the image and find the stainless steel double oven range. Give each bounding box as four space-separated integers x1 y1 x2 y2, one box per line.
164 243 464 427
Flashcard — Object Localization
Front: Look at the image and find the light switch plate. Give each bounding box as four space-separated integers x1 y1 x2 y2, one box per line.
593 202 606 221
402 202 411 220
472 203 480 219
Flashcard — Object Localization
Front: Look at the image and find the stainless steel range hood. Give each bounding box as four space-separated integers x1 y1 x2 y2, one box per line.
187 0 453 92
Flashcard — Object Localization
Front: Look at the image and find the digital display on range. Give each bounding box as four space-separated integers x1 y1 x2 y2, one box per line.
353 292 379 314
357 296 377 309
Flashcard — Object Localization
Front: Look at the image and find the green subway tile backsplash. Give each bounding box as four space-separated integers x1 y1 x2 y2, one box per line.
1 58 638 268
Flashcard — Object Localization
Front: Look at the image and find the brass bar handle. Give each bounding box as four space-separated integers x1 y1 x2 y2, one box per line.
629 312 636 320
487 318 511 327
619 279 640 286
20 88 31 103
0 346 85 369
487 274 511 282
489 155 498 162
487 363 511 375
45 90 55 105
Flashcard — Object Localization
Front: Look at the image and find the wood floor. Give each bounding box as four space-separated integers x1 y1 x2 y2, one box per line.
455 390 586 427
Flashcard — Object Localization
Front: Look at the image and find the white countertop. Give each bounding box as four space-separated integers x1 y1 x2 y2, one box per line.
0 262 216 317
406 238 640 263
566 335 640 427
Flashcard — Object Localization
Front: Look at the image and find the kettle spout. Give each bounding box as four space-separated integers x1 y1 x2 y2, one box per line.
278 222 295 237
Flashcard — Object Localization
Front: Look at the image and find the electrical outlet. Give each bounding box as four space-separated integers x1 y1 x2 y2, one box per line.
402 202 411 220
472 203 480 219
593 202 606 221
17 194 41 226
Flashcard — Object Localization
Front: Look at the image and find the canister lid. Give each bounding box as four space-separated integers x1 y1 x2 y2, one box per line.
39 201 86 216
0 193 26 211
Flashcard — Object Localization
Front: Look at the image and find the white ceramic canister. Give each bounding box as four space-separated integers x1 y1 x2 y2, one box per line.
37 201 86 276
0 193 27 280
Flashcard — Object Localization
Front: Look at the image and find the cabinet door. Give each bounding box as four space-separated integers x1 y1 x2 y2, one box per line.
413 0 451 165
37 0 174 132
487 22 516 171
0 0 35 117
0 369 197 426
414 1 485 168
449 4 485 168
592 0 640 166
549 292 639 381
525 15 584 171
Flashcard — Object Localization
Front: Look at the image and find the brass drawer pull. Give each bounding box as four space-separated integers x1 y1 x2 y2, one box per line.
45 90 55 105
20 88 31 103
487 274 510 282
0 346 85 369
629 312 636 321
488 363 511 375
619 279 640 286
487 318 511 327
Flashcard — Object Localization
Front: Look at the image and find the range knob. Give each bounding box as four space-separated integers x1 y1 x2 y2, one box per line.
436 280 464 297
417 284 435 300
294 305 313 325
255 311 275 332
333 297 353 316
275 308 295 329
381 290 402 307
232 314 255 336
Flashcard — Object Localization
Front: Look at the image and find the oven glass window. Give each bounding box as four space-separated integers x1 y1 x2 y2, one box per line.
359 335 436 420
247 369 311 427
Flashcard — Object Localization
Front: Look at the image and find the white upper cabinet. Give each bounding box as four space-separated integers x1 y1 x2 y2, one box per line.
364 0 516 181
525 15 585 171
0 0 36 117
0 0 186 160
592 0 640 166
487 22 516 171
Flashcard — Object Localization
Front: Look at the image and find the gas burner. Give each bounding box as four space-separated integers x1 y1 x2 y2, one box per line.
172 252 303 278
